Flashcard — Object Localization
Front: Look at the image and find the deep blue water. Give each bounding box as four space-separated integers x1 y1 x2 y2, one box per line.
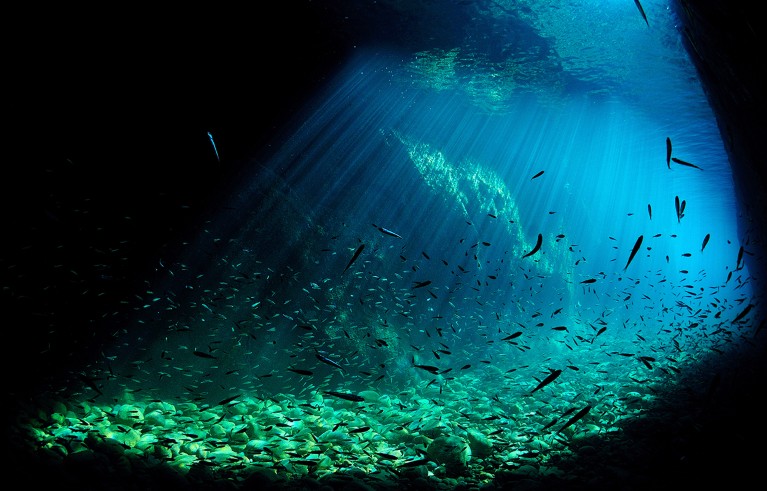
9 1 763 489
93 0 753 404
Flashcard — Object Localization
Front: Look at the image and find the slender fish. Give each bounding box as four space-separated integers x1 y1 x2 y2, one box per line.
558 405 591 433
665 137 671 168
634 0 649 27
531 369 562 393
522 234 543 258
672 157 703 170
342 244 365 274
624 235 643 271
324 391 365 402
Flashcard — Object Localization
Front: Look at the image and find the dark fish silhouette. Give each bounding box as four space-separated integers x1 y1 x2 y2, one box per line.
501 332 523 341
595 326 607 338
217 394 241 406
287 368 314 376
78 374 103 396
672 157 703 170
413 364 440 374
193 350 216 359
399 459 430 468
522 234 543 258
558 405 591 433
701 233 711 252
531 170 545 180
542 418 559 431
324 391 364 402
647 203 652 220
736 245 745 269
732 304 753 324
634 0 649 27
531 369 562 393
315 349 345 372
412 280 432 289
342 244 365 274
675 196 682 222
665 137 671 168
624 235 644 271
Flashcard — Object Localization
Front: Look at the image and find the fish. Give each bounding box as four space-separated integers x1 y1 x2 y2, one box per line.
634 0 649 27
647 204 652 220
192 350 217 359
412 280 432 289
736 245 744 269
522 234 543 258
349 426 371 434
78 374 103 396
398 459 430 468
541 418 559 431
580 278 597 284
531 369 562 393
315 349 345 372
675 196 681 222
287 368 314 376
342 244 365 274
373 224 403 239
701 233 711 252
501 332 523 341
208 131 220 162
732 304 753 324
672 157 703 170
665 137 671 168
558 405 591 433
531 170 545 180
624 235 643 271
413 364 440 374
217 394 241 406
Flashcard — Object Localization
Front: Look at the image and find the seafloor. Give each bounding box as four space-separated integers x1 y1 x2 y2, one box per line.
9 338 765 491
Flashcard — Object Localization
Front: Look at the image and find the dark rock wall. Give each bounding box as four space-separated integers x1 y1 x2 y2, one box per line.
673 0 767 283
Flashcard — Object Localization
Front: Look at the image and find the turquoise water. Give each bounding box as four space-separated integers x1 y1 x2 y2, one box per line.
11 1 762 489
